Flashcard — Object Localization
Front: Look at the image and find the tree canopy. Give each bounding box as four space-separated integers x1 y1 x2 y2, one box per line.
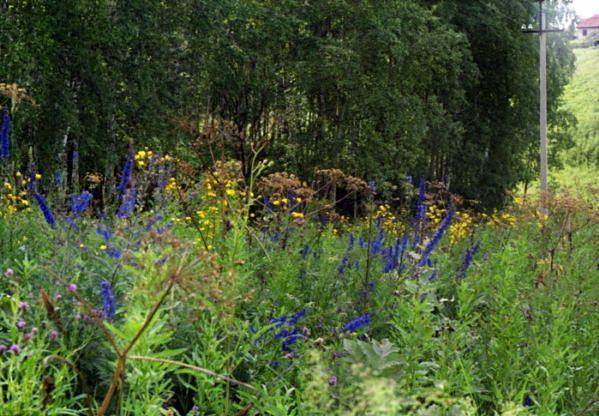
0 0 576 208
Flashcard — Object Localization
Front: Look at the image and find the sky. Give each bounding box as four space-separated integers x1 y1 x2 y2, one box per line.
572 0 599 18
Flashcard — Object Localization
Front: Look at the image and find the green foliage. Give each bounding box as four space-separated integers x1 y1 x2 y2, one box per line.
562 47 599 167
0 0 578 208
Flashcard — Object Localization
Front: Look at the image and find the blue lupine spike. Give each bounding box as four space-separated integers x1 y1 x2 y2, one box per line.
301 244 310 259
287 309 306 326
116 152 134 192
460 241 481 278
104 245 121 259
0 109 10 159
34 193 56 228
348 233 355 250
358 236 365 248
342 314 371 332
337 255 349 274
416 176 427 222
100 280 117 320
96 225 112 241
288 190 295 211
116 188 137 218
70 191 93 217
418 207 454 267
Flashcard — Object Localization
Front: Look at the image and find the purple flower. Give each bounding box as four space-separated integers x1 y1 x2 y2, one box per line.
100 280 117 320
460 241 481 279
67 283 77 293
19 301 29 312
342 313 371 332
96 225 112 241
329 375 338 386
104 245 121 259
9 344 20 354
116 152 134 192
49 330 59 341
117 188 137 218
70 191 93 217
369 180 375 192
16 320 26 331
416 176 427 222
4 268 14 278
0 109 10 159
418 207 454 267
34 192 56 228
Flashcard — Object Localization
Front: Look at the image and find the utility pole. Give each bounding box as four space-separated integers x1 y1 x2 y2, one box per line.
522 0 562 216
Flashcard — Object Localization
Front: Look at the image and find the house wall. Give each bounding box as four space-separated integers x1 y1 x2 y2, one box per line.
578 27 599 38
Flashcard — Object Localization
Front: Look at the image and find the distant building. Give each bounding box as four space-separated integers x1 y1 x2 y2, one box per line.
577 14 599 38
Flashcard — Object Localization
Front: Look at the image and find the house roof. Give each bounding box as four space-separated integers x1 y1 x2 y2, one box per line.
578 15 599 29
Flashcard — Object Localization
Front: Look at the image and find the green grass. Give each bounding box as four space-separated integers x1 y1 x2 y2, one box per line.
561 47 599 167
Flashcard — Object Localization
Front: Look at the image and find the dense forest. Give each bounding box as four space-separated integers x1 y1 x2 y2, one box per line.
0 0 576 208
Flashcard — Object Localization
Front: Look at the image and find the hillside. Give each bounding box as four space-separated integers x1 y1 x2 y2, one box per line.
561 47 599 167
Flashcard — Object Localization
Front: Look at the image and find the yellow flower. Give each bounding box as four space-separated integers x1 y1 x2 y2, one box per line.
272 200 281 206
226 189 235 197
291 212 304 219
35 173 42 180
100 244 107 250
3 182 12 190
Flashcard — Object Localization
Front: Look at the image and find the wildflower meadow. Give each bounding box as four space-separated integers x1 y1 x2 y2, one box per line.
1 1 598 415
1 107 598 415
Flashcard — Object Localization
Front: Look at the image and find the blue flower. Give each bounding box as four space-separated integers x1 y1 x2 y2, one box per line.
100 280 116 320
418 207 454 267
53 170 62 187
268 309 307 353
34 193 56 228
460 241 481 279
96 225 112 241
0 109 10 159
117 188 137 218
416 176 427 223
70 191 93 217
287 309 306 326
116 152 133 192
343 313 371 332
104 245 121 259
301 244 310 259
369 180 375 192
337 255 349 275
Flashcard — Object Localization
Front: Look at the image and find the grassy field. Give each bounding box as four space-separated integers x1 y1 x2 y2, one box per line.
561 47 599 167
1 158 598 414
